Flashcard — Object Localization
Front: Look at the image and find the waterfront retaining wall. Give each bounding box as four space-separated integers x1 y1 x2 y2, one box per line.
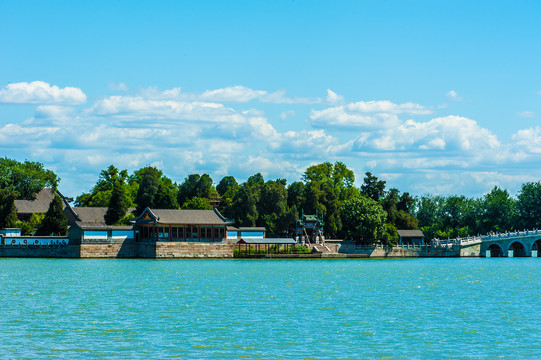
338 243 460 257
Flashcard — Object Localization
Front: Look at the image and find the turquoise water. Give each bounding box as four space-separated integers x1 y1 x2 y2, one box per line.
1 258 539 359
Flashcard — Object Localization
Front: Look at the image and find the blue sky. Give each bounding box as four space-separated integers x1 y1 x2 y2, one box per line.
1 1 541 198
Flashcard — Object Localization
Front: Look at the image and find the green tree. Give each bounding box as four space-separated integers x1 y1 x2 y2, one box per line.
135 166 178 213
360 172 386 201
104 176 130 225
0 157 59 200
230 183 259 227
75 165 132 207
394 210 419 230
381 188 400 223
382 223 399 246
182 196 212 210
216 176 239 218
177 174 215 207
397 192 415 214
478 186 516 234
258 179 295 236
287 181 304 209
35 195 68 236
0 189 19 228
216 176 238 196
18 213 45 235
516 181 541 229
341 194 387 244
301 162 358 237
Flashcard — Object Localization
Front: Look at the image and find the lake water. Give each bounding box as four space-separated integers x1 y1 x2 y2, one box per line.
1 258 539 359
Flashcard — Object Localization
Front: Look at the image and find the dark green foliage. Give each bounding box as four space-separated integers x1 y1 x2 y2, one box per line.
35 195 68 236
479 186 516 233
287 181 304 209
0 189 19 228
0 157 59 200
135 166 178 213
360 172 386 201
341 194 387 243
18 213 45 235
216 176 238 196
234 245 311 257
258 179 295 236
177 174 215 207
75 165 132 207
182 197 212 210
301 162 358 237
516 182 541 229
104 176 130 225
397 192 414 213
394 210 418 230
230 183 259 227
216 176 239 217
382 223 399 246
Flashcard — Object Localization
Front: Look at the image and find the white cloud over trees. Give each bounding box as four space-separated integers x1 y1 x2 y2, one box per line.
2 81 541 197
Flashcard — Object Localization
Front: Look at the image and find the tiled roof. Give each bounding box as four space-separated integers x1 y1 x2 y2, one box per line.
14 188 68 214
238 227 267 232
69 207 135 223
74 221 133 230
134 208 232 225
237 238 296 244
397 229 424 237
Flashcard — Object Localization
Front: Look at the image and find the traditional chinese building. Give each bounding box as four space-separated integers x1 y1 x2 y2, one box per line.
14 188 72 221
132 208 233 242
397 229 425 245
295 211 325 245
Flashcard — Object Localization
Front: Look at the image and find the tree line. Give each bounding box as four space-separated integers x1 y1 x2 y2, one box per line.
2 156 541 243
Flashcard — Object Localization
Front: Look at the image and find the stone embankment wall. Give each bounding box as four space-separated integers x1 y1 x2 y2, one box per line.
139 242 235 258
0 244 79 258
0 235 236 258
337 243 460 257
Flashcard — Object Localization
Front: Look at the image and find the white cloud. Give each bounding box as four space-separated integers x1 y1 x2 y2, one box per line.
358 115 500 153
7 83 541 199
511 126 541 153
88 95 234 123
446 90 463 101
201 85 266 103
517 111 536 118
0 81 86 105
347 100 431 115
140 86 182 99
108 82 128 91
311 107 401 129
310 100 431 130
268 129 341 159
280 110 295 119
198 85 322 104
326 89 345 105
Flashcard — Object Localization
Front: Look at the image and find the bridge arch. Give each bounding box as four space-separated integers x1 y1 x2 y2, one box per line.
486 243 503 257
507 241 527 257
532 239 541 257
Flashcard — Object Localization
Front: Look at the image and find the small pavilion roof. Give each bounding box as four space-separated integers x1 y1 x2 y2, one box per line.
397 230 424 238
237 238 296 245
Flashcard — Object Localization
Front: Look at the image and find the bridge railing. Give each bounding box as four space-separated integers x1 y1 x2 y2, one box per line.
431 228 541 245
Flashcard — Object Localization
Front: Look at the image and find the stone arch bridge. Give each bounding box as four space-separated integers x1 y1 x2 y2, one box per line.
437 229 541 257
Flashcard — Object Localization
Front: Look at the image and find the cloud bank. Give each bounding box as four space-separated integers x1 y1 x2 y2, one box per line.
1 81 540 197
